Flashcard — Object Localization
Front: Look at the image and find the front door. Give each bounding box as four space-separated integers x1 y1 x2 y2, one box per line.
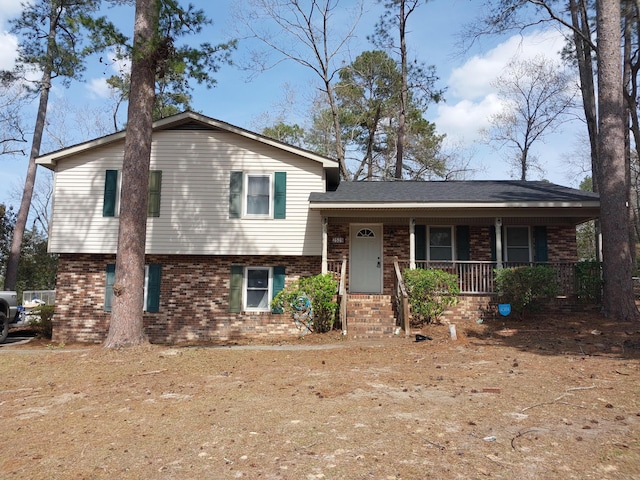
350 224 382 293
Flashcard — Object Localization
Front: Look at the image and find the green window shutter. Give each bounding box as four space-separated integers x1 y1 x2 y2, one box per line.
104 264 116 311
456 225 470 261
229 171 243 218
103 170 118 217
415 225 426 261
229 265 243 313
274 172 286 219
271 266 286 313
146 264 162 313
147 170 162 217
534 226 548 262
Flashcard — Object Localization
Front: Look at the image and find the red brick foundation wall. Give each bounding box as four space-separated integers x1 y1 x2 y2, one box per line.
53 254 321 344
439 293 598 324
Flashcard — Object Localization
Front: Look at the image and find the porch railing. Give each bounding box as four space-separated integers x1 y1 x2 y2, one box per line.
395 261 596 296
328 257 348 333
393 258 411 336
338 257 347 332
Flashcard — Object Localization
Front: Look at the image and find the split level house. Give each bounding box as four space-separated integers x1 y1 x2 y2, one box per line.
36 111 600 344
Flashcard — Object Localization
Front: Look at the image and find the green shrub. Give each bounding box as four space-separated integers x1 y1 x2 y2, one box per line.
29 305 54 339
271 274 339 333
575 260 602 303
494 266 559 317
403 268 460 327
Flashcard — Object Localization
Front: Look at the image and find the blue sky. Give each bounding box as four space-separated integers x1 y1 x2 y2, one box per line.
0 0 588 210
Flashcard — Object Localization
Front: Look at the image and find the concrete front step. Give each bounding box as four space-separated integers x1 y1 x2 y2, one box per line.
346 294 397 338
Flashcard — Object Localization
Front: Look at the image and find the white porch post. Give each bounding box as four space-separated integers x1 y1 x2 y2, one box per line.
409 217 416 269
321 217 328 274
495 217 503 269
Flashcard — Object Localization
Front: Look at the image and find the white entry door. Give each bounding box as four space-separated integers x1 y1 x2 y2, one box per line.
350 225 382 293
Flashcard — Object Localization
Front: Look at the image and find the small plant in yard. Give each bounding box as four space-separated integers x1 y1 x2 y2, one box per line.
494 265 559 317
403 268 460 327
29 305 54 339
271 273 339 333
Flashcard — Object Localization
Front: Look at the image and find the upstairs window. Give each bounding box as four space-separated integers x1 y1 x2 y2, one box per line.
103 169 162 217
229 171 286 219
246 174 271 216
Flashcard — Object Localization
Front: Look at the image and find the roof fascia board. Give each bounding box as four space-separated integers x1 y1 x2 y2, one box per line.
309 201 601 210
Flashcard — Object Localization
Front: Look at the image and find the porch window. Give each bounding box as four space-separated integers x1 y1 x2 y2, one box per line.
429 226 453 261
505 226 531 262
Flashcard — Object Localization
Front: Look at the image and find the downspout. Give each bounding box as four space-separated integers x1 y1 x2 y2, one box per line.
321 217 328 274
495 217 503 269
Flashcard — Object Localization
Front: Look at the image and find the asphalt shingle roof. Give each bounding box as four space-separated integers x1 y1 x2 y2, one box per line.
309 180 599 204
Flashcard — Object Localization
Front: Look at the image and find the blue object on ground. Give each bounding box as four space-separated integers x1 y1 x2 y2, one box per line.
498 303 511 316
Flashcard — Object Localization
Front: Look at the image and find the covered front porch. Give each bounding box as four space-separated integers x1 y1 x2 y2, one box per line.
309 180 600 336
321 217 590 295
321 216 599 336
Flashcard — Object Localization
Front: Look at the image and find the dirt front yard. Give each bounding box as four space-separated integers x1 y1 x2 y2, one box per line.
1 312 639 480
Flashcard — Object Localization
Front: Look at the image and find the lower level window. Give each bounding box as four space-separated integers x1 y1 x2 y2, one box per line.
105 263 161 312
245 267 272 310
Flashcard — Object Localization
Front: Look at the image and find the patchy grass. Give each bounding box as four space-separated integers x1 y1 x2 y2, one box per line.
1 312 639 479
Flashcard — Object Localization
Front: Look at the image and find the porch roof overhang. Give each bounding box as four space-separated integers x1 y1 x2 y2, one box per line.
309 180 600 225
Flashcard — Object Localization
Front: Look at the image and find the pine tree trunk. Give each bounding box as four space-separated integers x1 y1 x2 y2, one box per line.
394 0 407 180
3 5 56 291
104 0 159 347
597 0 639 320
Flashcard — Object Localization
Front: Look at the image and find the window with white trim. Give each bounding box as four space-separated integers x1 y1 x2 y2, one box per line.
105 263 161 312
245 174 272 217
244 266 272 311
429 226 453 261
505 226 531 262
103 169 162 217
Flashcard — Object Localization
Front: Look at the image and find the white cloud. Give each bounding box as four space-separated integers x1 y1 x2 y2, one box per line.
0 0 25 23
448 29 567 100
86 77 113 99
0 0 22 70
0 30 17 69
108 48 130 77
437 93 506 145
437 29 568 144
85 48 130 98
433 28 579 184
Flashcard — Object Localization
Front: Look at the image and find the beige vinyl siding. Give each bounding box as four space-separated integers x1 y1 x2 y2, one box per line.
48 130 324 255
